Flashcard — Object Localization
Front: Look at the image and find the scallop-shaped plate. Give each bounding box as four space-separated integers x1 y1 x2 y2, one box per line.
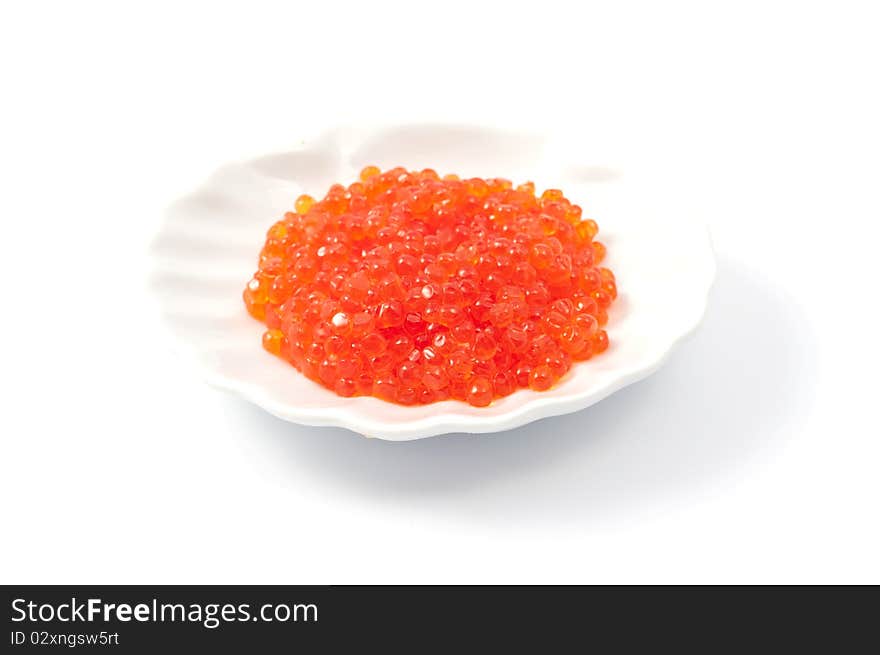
149 123 715 440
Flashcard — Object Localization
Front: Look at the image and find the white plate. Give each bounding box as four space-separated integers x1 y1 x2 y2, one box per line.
149 123 715 440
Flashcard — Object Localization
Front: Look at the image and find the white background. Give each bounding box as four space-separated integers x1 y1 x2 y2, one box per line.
1 1 878 584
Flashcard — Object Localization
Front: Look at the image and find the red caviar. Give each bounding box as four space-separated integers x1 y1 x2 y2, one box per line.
243 166 616 407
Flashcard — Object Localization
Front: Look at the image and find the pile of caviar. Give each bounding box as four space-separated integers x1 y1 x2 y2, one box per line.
243 166 616 407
